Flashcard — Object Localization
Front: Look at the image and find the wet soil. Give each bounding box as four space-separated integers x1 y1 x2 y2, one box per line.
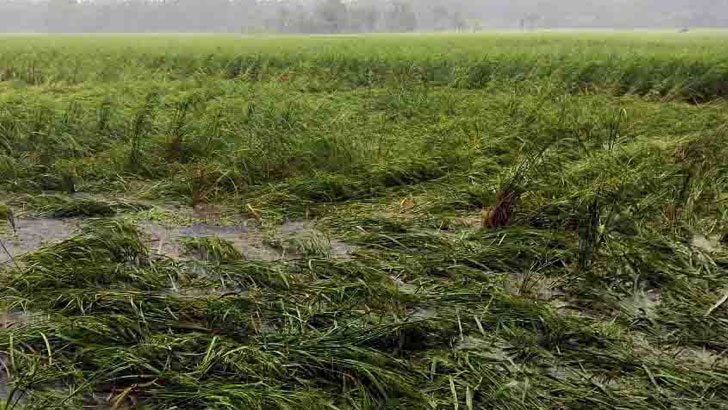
0 218 79 264
0 215 352 264
140 221 281 261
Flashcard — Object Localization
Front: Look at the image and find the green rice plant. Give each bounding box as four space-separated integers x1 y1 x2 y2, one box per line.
128 91 159 171
95 96 114 139
18 219 147 269
288 230 332 259
0 204 14 233
7 194 149 218
165 97 193 162
179 236 243 262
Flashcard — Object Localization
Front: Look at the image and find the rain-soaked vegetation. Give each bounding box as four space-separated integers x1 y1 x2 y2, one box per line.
0 32 727 409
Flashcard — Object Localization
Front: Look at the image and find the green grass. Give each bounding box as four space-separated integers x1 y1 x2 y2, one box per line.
0 32 727 409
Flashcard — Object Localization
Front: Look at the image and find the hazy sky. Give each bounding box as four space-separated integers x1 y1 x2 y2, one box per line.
0 0 724 33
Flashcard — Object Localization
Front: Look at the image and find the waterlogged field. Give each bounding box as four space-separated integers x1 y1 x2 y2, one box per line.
0 32 727 409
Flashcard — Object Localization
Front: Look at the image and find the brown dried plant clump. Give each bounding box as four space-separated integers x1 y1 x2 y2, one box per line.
483 191 519 229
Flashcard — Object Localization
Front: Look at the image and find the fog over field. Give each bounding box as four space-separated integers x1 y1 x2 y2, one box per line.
0 0 726 33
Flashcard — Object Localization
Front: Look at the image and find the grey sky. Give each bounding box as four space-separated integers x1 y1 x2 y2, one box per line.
0 0 724 33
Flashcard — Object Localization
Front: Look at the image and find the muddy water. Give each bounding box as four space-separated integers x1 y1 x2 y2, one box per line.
141 220 352 261
0 215 352 264
0 218 79 264
141 222 282 261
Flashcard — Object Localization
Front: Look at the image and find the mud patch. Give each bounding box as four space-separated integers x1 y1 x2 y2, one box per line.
0 214 354 264
0 218 79 264
140 222 281 261
140 219 353 261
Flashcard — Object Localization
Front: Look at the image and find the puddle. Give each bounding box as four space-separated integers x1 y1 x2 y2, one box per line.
0 218 79 264
0 212 353 265
140 219 353 262
279 221 309 234
140 222 281 261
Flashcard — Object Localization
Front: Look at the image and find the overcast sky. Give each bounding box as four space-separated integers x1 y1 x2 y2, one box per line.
0 0 725 33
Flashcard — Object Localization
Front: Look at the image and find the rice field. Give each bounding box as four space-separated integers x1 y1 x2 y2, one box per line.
0 32 727 409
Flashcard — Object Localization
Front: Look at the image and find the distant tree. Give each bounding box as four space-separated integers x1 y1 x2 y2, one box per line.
349 1 381 32
432 5 450 30
385 1 416 32
450 11 466 31
275 3 293 32
315 0 348 33
524 12 540 30
469 20 484 32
